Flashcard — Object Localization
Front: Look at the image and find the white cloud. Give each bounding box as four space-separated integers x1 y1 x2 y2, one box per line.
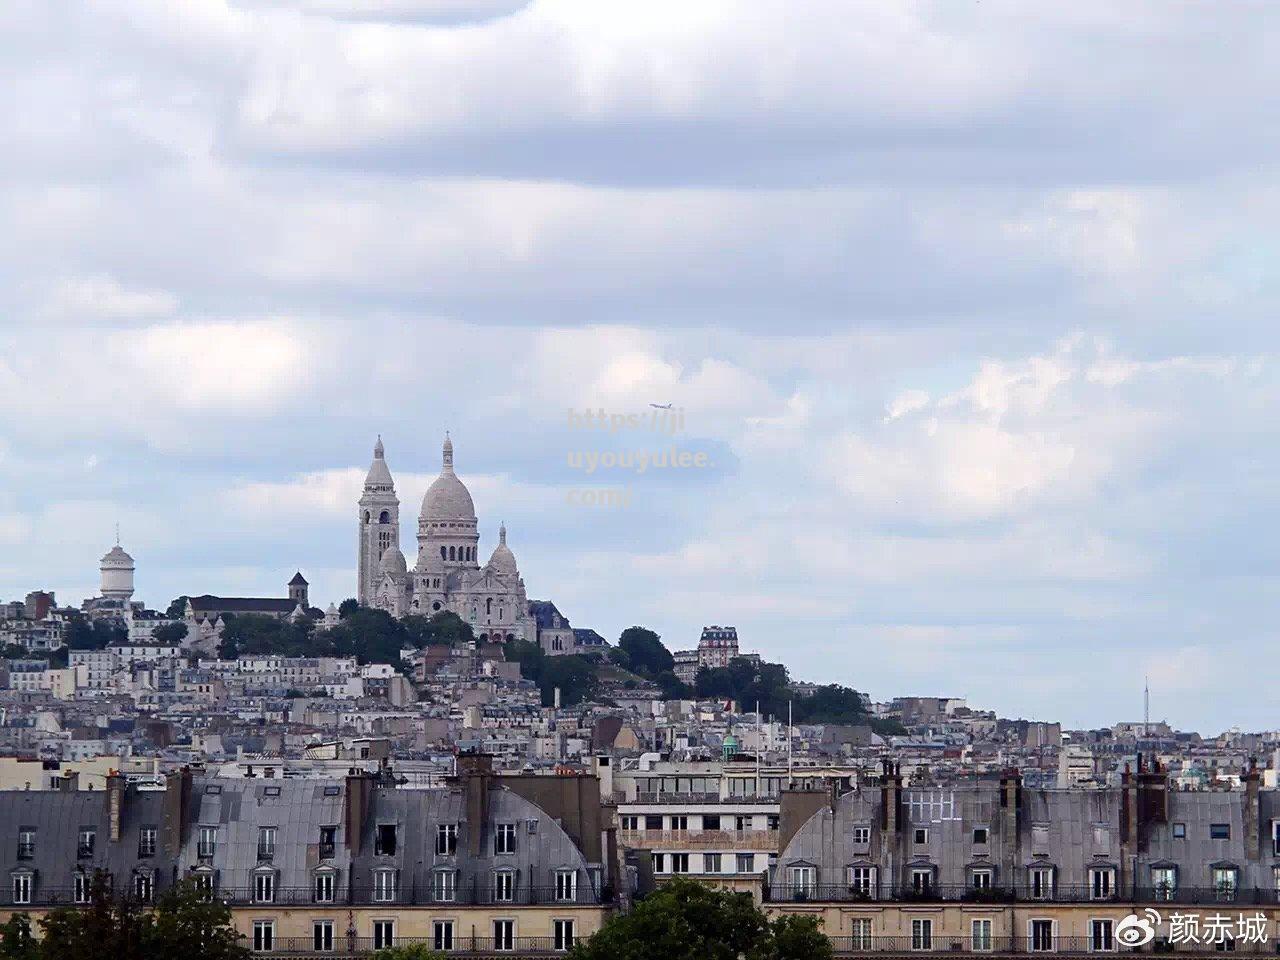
44 274 178 322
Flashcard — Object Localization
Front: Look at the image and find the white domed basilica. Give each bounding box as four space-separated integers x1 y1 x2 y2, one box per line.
357 435 534 643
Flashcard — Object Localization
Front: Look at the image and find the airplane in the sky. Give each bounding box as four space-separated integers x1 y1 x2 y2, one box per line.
649 402 673 409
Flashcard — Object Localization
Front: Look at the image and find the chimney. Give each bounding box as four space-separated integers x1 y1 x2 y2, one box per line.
456 752 494 856
999 768 1022 883
344 771 375 856
61 771 79 793
1244 756 1261 862
105 772 126 842
878 757 903 881
161 767 193 856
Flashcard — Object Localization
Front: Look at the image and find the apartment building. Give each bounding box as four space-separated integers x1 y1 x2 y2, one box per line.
767 757 1280 954
0 755 614 954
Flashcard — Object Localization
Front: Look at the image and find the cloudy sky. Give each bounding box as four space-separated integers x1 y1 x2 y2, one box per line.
3 0 1278 732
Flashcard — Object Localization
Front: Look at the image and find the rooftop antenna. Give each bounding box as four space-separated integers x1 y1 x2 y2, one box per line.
1143 676 1150 739
114 522 120 546
787 699 794 787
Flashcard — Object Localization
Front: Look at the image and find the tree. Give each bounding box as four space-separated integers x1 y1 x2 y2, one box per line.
655 670 691 700
0 914 36 960
539 655 599 707
38 872 147 960
144 880 247 960
338 598 359 619
318 607 407 665
64 614 126 651
570 877 831 960
618 627 673 677
372 945 443 960
152 622 188 645
164 597 189 619
402 611 474 648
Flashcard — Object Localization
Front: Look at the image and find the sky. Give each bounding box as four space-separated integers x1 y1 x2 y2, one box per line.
2 0 1279 733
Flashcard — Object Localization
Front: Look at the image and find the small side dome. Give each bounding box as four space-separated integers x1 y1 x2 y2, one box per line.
486 523 519 578
379 545 408 577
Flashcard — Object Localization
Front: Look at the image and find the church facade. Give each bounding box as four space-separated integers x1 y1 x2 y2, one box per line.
357 435 535 644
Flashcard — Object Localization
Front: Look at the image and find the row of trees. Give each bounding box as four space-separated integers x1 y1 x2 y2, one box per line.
215 607 474 664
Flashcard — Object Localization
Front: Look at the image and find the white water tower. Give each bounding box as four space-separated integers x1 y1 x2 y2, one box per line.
100 543 135 600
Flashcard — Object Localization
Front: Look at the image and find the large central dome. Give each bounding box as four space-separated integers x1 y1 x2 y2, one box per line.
421 434 476 521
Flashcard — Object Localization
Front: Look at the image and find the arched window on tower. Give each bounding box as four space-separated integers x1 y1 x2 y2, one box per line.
364 511 370 524
448 546 456 560
486 598 492 615
440 546 446 560
379 511 390 523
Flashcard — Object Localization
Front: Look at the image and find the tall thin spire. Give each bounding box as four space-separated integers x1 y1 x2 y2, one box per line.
442 432 454 472
499 522 507 545
374 434 384 459
1143 676 1150 738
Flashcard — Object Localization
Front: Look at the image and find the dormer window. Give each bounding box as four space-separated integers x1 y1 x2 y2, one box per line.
851 826 871 845
1089 867 1115 901
436 824 457 856
313 868 336 903
16 829 34 860
555 869 578 903
375 824 397 856
257 827 276 861
493 869 515 902
191 868 215 901
253 869 275 903
1029 866 1054 901
495 823 516 856
373 868 397 903
11 872 32 905
433 868 457 903
74 872 92 904
78 828 96 859
318 826 336 860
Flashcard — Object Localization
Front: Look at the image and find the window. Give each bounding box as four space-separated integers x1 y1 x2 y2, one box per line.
851 918 873 951
670 815 688 831
319 826 336 859
1090 919 1114 952
372 921 395 951
971 868 993 890
852 825 871 845
252 920 274 953
373 869 398 903
652 853 665 874
436 824 457 856
914 828 929 845
848 865 876 897
1172 822 1186 839
670 853 689 874
495 822 516 855
197 826 217 859
78 828 96 859
138 827 157 858
257 827 276 861
16 829 34 860
494 870 514 902
735 815 750 832
911 868 934 894
312 921 334 952
74 873 91 904
736 853 755 874
253 872 275 903
433 869 456 903
12 874 31 905
704 853 722 874
555 869 577 902
1030 867 1054 900
193 871 215 900
767 814 780 831
1089 867 1114 901
788 865 817 898
644 815 662 831
132 873 152 902
973 827 989 845
912 918 933 951
1215 938 1236 953
554 919 575 952
1151 867 1177 900
1211 823 1231 840
433 920 454 952
703 814 721 831
1213 867 1238 901
1030 920 1054 952
494 919 514 952
619 816 638 832
375 824 397 856
314 871 335 903
972 919 992 952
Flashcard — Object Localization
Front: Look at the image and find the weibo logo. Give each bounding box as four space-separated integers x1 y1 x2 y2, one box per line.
1116 912 1160 947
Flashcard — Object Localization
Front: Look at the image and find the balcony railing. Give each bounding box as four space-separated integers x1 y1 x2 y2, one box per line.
825 935 1278 955
266 936 577 955
620 829 780 851
764 883 1280 906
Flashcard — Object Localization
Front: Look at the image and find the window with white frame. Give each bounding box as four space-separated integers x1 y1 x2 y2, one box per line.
433 869 457 903
495 822 516 855
373 869 397 903
1089 867 1115 901
253 871 275 903
1213 867 1238 901
494 919 514 951
787 865 816 898
670 853 689 874
911 867 934 894
972 919 992 952
851 825 871 845
971 868 993 890
914 828 929 845
555 869 577 902
193 870 215 900
494 869 514 902
11 873 31 905
252 920 274 953
138 827 157 858
436 823 457 856
312 921 334 952
850 917 872 951
553 919 575 952
433 920 454 951
372 920 395 950
1030 919 1054 952
911 918 933 951
1030 867 1054 900
704 853 722 874
132 873 152 902
16 829 34 860
736 854 755 873
1090 919 1114 952
257 827 276 861
619 816 638 832
74 873 91 904
197 826 217 859
848 865 876 897
314 870 335 903
1151 866 1177 900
